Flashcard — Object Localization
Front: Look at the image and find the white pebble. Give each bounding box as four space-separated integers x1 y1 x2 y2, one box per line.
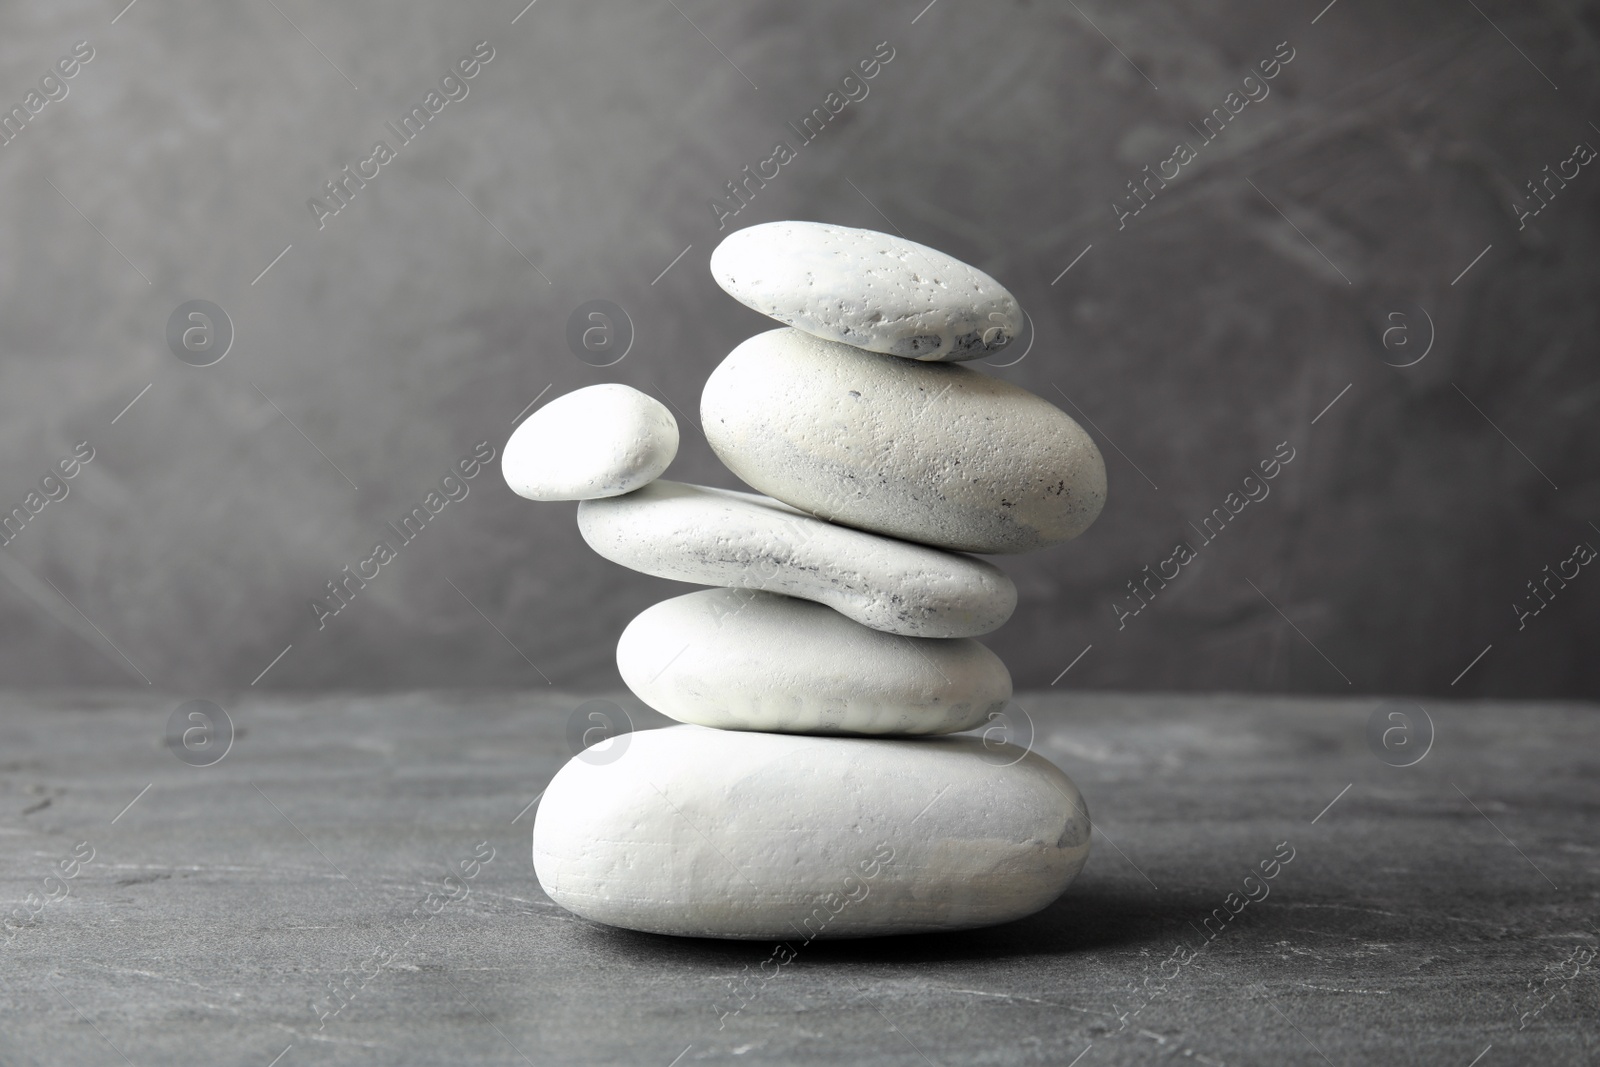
533 725 1091 939
502 384 677 501
577 480 1016 638
710 221 1023 362
702 328 1106 554
618 588 1011 735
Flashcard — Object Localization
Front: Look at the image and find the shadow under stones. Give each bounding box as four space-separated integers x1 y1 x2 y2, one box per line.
568 881 1216 968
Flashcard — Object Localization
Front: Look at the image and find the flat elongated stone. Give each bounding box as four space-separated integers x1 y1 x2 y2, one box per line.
502 384 678 501
532 726 1091 939
577 481 1016 638
617 588 1011 735
702 328 1107 554
710 221 1022 362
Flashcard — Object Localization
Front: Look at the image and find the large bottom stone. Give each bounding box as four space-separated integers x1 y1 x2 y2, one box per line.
532 726 1091 939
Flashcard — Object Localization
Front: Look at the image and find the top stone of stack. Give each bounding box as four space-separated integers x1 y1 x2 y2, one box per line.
710 221 1023 362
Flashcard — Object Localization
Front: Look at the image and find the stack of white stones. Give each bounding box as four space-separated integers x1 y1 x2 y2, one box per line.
508 221 1108 940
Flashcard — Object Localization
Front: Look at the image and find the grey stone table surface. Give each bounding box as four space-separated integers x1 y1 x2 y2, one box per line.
1 689 1596 1067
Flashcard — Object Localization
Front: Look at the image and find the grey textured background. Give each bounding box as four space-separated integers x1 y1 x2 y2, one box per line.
0 0 1595 697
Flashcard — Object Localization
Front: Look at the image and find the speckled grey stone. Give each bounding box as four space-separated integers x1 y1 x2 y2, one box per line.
702 328 1107 554
576 480 1017 638
710 221 1023 361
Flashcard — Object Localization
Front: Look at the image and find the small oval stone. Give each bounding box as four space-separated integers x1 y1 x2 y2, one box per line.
533 725 1091 939
702 328 1107 554
618 588 1011 735
577 480 1016 638
502 384 678 501
710 221 1022 362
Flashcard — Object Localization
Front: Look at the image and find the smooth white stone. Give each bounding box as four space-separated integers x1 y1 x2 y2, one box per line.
702 328 1107 554
502 384 678 501
617 588 1011 735
533 726 1091 939
577 480 1016 638
710 221 1022 362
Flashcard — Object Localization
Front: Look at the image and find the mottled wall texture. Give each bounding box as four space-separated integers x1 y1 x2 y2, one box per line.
0 0 1594 698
